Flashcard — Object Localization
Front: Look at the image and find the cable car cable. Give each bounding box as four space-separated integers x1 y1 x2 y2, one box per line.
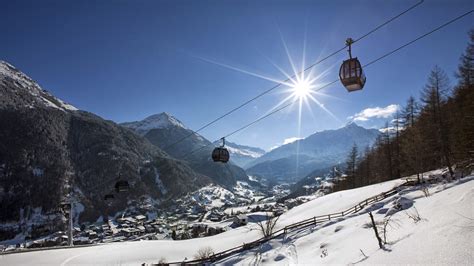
182 101 295 159
161 0 424 152
317 9 474 93
352 0 424 44
180 8 472 160
75 5 472 195
363 9 473 68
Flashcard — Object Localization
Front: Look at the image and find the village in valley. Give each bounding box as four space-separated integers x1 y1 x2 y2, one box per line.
1 180 303 252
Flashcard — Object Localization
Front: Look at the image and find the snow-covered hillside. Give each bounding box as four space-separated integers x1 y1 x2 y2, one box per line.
175 181 261 212
225 143 264 160
2 171 472 265
0 61 78 111
224 141 265 168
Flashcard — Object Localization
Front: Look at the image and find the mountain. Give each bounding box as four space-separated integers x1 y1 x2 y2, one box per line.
224 141 265 168
121 112 187 135
121 113 250 188
0 61 210 240
279 165 343 202
246 122 380 182
0 61 78 111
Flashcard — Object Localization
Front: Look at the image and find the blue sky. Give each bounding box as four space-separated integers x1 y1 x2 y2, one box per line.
1 0 472 150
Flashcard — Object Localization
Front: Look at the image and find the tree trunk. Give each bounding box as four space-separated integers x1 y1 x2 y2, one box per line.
369 212 383 249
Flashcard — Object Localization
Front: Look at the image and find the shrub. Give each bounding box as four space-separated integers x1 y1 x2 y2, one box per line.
193 246 214 260
256 212 280 238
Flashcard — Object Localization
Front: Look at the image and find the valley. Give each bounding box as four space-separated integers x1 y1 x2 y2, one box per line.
1 5 473 263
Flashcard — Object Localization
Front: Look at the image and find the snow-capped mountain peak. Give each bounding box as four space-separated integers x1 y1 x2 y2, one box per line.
121 112 187 135
343 121 360 129
225 142 265 159
0 60 78 111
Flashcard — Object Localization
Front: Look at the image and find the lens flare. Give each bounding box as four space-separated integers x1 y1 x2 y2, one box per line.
291 78 313 99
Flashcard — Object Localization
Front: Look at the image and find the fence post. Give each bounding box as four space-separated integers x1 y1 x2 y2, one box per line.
328 214 331 220
341 211 344 216
314 217 316 225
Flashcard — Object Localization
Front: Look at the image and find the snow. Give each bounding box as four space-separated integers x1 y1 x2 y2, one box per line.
248 175 258 182
189 185 235 209
225 145 264 158
56 98 78 111
220 175 474 265
121 113 187 135
153 168 168 195
2 172 472 265
379 126 404 134
233 181 257 199
72 203 84 226
0 61 78 112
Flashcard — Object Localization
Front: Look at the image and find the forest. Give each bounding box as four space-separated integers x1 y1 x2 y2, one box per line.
334 29 474 191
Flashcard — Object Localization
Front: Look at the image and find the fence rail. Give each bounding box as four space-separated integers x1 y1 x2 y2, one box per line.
158 179 416 265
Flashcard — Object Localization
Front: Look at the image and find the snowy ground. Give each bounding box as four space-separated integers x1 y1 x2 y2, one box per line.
221 175 474 265
1 172 472 265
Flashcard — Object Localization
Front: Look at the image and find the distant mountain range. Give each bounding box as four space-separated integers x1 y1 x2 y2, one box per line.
245 123 380 182
121 114 265 167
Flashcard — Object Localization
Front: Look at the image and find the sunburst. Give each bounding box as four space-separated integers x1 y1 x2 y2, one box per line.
193 28 342 126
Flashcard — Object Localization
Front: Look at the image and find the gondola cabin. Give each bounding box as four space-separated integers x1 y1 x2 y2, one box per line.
339 58 366 92
115 180 130 193
339 38 366 92
212 147 229 163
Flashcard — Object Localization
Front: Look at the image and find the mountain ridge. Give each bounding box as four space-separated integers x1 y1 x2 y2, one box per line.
121 113 251 188
121 112 188 135
246 123 380 181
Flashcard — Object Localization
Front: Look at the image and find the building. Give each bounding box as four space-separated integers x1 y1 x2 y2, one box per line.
120 228 140 237
233 214 248 226
135 215 147 223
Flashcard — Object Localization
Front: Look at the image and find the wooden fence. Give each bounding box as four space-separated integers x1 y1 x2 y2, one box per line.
153 179 416 265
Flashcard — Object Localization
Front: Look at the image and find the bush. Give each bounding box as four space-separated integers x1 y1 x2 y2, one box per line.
256 212 280 238
405 206 422 223
193 246 214 260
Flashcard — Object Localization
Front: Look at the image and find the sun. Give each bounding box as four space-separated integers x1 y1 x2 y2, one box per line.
193 28 341 122
291 78 313 99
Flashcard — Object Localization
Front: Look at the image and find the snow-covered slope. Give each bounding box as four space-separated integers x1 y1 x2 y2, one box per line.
2 171 472 265
224 141 265 168
0 61 77 111
221 173 474 264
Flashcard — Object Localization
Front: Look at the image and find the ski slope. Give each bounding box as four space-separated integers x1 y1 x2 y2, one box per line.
1 172 472 265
